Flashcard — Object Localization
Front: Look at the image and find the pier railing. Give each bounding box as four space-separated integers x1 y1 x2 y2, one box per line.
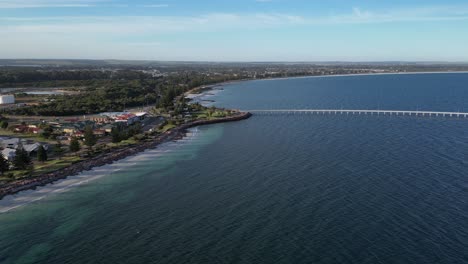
247 109 468 117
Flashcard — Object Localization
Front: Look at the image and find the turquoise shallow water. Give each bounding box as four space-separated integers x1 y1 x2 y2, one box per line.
2 73 468 264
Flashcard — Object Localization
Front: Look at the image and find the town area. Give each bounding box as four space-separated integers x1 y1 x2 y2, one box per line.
0 91 233 183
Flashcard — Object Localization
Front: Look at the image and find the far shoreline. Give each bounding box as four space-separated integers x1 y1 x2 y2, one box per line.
234 70 468 84
186 70 468 97
185 70 468 108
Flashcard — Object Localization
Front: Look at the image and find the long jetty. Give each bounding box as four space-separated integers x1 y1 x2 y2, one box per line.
248 109 468 118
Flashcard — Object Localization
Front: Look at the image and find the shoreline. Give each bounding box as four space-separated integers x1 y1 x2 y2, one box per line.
0 128 201 213
218 71 468 85
0 111 252 201
254 70 468 82
186 71 468 98
238 70 468 84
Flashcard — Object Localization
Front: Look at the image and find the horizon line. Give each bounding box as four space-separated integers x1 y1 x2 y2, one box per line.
1 58 468 64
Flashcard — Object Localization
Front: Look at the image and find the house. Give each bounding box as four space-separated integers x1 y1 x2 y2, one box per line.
114 113 139 125
0 138 21 149
63 127 77 134
1 148 15 161
101 112 141 125
102 124 113 133
0 95 15 105
74 131 84 138
90 117 111 124
134 112 148 120
93 129 106 136
14 125 28 133
23 143 49 156
26 127 42 134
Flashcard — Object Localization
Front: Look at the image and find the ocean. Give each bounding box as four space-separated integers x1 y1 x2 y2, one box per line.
1 73 468 264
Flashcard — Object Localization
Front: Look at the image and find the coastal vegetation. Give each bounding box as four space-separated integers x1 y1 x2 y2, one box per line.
0 154 9 175
13 147 31 170
37 145 47 162
69 137 80 152
83 126 97 147
111 123 142 143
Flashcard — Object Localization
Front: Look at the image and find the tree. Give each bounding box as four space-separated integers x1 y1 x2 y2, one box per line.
0 120 8 129
111 127 121 143
40 125 54 139
13 146 31 170
53 141 64 159
0 154 9 175
128 123 142 136
69 137 81 152
37 145 48 162
84 125 97 147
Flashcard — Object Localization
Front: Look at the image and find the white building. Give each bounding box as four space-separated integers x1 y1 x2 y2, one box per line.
0 95 15 105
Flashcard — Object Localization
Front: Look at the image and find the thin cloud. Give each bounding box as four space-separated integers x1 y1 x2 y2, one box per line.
140 4 169 8
2 5 468 33
0 3 95 8
0 0 110 8
327 5 468 24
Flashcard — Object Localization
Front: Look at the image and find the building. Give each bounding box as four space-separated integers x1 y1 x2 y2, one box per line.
63 127 78 134
0 95 15 105
0 138 21 149
102 124 113 134
93 129 106 136
0 137 48 156
134 112 148 120
23 143 49 156
114 113 139 125
1 148 15 161
101 112 144 125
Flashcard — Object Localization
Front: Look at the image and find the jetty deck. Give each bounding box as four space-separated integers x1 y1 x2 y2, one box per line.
248 109 468 117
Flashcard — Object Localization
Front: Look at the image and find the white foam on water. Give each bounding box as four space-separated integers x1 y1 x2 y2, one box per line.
0 128 201 214
187 88 224 107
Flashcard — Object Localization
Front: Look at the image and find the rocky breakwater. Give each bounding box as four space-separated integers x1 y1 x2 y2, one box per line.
0 112 251 200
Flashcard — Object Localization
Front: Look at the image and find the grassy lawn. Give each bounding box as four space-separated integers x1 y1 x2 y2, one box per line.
0 156 83 182
0 170 30 180
106 138 139 148
194 110 229 120
158 124 176 133
33 156 83 175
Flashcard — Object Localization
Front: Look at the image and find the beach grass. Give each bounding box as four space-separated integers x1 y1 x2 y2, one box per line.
158 124 176 133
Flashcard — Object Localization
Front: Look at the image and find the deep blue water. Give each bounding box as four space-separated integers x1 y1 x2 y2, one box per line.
213 73 468 111
1 73 468 264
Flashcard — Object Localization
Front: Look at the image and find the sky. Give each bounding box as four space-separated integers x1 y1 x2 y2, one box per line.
1 0 468 62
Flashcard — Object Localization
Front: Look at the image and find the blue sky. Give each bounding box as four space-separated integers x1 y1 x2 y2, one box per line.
1 0 468 61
